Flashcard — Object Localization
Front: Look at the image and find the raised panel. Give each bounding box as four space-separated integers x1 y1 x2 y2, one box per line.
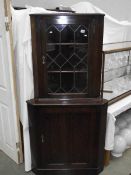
0 38 7 90
38 113 68 167
69 114 91 163
71 122 89 163
1 104 14 149
0 105 4 146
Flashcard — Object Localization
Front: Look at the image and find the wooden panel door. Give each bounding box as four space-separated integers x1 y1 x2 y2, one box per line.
28 106 70 169
39 113 68 167
0 0 22 163
69 106 106 168
69 112 93 165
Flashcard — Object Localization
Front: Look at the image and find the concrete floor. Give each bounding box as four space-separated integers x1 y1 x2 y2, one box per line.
0 151 33 175
0 149 131 175
100 149 131 175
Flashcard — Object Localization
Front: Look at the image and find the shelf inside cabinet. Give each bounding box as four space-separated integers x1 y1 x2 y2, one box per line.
48 70 88 73
47 43 88 45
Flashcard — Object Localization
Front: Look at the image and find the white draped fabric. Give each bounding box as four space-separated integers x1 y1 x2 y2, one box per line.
71 2 131 43
11 2 131 171
11 7 55 171
105 95 131 150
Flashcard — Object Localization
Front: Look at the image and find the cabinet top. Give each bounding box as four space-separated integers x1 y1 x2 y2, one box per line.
27 98 108 106
30 13 105 17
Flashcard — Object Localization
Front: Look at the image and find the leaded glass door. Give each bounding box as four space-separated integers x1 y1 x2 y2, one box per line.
31 14 104 98
44 23 89 96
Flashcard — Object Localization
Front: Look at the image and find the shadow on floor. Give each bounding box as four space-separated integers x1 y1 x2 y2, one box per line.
0 149 131 175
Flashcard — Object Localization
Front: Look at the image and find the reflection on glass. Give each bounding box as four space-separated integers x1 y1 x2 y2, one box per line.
47 25 59 43
47 45 59 58
75 25 88 43
55 24 66 31
75 62 87 71
61 25 74 43
75 45 88 58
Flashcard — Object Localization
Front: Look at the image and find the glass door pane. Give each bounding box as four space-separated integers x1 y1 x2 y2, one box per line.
46 23 89 94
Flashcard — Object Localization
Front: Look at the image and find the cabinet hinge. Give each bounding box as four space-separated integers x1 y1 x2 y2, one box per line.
5 22 10 31
16 142 21 163
17 150 21 163
16 142 20 150
5 17 10 31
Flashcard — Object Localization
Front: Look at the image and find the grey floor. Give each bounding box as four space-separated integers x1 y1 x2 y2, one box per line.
0 149 131 175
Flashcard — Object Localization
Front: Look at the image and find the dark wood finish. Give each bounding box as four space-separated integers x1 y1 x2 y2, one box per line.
27 98 108 175
104 150 111 166
47 8 75 13
30 14 104 98
108 90 131 105
28 14 107 175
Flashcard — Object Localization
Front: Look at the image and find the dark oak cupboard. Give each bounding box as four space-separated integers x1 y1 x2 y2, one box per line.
27 13 108 175
27 98 107 175
30 14 104 98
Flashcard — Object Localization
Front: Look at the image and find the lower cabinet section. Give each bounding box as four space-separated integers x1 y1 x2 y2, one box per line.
27 98 108 175
32 167 103 175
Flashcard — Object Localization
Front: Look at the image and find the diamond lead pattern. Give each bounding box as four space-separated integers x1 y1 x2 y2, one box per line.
45 24 89 93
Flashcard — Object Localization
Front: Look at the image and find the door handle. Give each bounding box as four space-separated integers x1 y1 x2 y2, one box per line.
42 55 46 64
41 134 45 143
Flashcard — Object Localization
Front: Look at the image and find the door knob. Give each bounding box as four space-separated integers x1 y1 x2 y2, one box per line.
41 134 45 143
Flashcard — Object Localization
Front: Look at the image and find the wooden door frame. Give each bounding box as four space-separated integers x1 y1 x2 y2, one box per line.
4 0 23 164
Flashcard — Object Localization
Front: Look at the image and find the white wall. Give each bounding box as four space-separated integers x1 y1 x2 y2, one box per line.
12 0 131 21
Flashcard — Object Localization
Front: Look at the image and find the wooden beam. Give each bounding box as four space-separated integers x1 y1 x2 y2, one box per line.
104 150 111 166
